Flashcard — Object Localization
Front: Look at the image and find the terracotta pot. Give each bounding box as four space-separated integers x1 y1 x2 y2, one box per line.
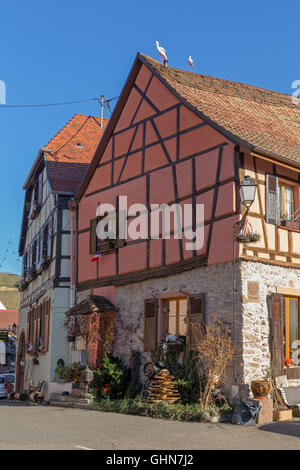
251 380 271 399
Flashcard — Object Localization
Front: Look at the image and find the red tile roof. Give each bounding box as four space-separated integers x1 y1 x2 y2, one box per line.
45 114 108 193
0 310 18 330
140 54 300 164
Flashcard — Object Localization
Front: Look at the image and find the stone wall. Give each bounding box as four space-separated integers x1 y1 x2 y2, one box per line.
113 261 242 385
241 260 300 384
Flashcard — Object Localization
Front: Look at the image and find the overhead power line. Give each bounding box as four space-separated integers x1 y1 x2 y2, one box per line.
0 95 119 109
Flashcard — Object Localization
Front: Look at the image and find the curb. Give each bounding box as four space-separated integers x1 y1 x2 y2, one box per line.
50 402 99 411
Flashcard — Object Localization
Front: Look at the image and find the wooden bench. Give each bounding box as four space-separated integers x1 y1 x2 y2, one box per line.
276 376 300 417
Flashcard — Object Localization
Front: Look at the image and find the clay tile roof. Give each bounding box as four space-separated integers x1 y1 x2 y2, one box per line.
0 310 18 330
45 114 108 193
140 54 300 164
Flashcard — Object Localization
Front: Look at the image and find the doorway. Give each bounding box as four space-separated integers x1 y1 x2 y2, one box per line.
15 331 26 392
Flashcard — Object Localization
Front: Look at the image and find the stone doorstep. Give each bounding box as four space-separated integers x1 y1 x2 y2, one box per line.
49 393 90 404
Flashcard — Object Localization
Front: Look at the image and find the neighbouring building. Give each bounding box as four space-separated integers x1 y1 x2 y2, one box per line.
0 310 18 373
15 114 107 392
0 309 18 331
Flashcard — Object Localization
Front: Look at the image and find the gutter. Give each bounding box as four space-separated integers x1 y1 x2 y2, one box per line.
250 146 300 172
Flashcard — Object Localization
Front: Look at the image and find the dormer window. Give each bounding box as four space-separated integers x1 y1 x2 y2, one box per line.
29 173 43 220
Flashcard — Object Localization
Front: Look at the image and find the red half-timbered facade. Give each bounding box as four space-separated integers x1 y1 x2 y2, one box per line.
70 53 300 388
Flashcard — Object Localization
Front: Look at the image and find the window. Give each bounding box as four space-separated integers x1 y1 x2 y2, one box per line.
163 298 187 337
43 225 48 259
279 183 294 223
27 299 51 354
283 297 299 363
90 213 119 255
266 174 299 227
32 239 37 268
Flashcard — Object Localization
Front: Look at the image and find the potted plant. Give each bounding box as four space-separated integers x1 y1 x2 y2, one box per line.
55 364 72 383
264 367 293 422
251 380 271 399
99 236 116 253
29 201 41 220
26 267 37 283
236 231 261 243
18 279 28 292
284 357 293 368
209 406 220 423
41 253 50 270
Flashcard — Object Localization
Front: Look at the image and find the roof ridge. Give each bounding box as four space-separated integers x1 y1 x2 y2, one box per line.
139 53 295 102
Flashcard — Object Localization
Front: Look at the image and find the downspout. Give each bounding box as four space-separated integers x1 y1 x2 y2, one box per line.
232 145 243 385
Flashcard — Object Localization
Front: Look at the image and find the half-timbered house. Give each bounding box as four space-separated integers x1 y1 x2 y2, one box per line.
15 114 107 392
70 53 300 389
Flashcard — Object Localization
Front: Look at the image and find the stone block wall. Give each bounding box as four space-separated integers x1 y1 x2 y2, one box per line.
113 261 243 385
241 260 300 384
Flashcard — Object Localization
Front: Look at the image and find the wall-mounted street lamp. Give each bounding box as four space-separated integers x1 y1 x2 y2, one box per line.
239 175 257 210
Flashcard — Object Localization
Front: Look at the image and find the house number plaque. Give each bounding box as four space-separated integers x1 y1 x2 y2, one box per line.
247 281 260 302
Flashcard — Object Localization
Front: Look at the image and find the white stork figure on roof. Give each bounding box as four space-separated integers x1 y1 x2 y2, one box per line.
188 56 194 70
155 41 168 66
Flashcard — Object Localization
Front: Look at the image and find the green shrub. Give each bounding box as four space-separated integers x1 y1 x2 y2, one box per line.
125 383 139 399
92 353 131 399
55 362 85 382
93 397 228 422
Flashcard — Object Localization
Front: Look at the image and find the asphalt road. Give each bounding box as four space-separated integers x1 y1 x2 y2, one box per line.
0 400 300 450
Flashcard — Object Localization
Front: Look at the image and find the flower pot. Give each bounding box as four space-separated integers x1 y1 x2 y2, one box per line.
209 416 219 423
251 380 271 399
99 240 115 253
166 342 184 352
236 232 261 243
42 260 50 270
273 409 293 421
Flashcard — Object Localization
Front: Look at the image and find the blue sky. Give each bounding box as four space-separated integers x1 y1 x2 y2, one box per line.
0 0 299 274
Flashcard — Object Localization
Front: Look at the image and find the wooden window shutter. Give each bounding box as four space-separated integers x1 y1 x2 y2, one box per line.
37 305 41 350
43 299 51 352
39 231 43 262
271 293 284 375
32 307 37 350
26 310 31 350
28 246 32 269
144 299 157 352
266 174 280 225
36 237 40 265
187 294 206 351
90 218 98 254
47 218 53 259
38 172 43 205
